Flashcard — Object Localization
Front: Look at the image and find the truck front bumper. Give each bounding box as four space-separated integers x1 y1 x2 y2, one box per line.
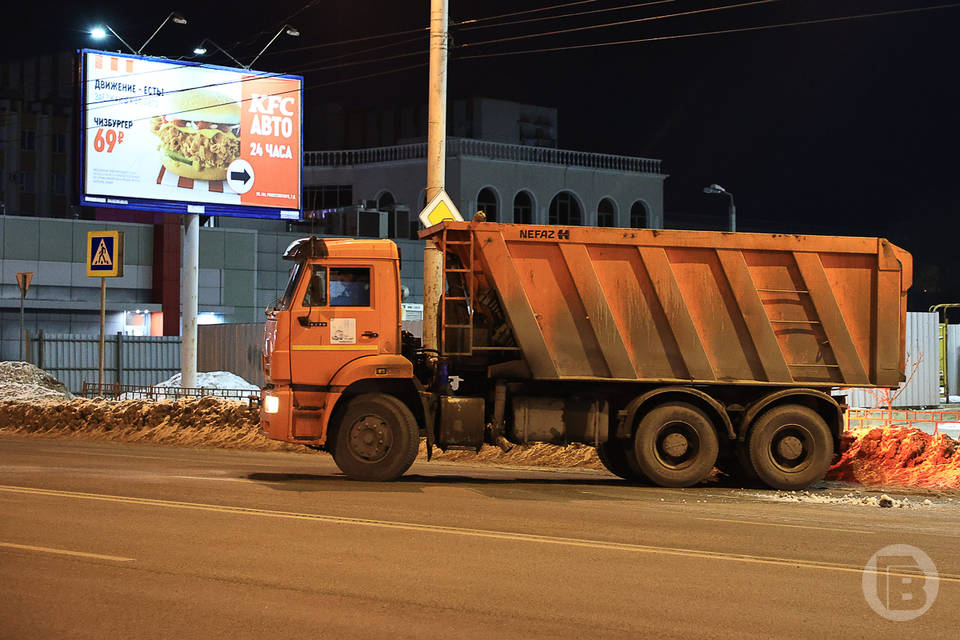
260 387 292 441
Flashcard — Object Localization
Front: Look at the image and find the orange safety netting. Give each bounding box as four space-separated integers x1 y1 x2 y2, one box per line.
826 427 960 489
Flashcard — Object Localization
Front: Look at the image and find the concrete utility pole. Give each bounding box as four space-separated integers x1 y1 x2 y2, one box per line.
181 214 199 388
422 0 448 358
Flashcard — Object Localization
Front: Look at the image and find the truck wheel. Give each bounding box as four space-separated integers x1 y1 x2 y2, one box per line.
330 393 419 481
596 440 647 482
747 404 833 490
632 402 719 488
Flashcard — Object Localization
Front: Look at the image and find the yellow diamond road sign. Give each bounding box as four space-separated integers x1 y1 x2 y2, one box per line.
418 190 463 228
86 231 124 278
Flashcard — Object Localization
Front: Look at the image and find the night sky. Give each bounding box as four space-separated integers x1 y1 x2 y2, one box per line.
3 0 958 309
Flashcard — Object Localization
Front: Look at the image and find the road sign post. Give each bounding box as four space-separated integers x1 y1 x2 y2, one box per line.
16 272 33 361
87 231 124 391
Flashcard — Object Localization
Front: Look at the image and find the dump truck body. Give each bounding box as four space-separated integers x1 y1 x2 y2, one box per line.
425 222 910 388
261 223 911 490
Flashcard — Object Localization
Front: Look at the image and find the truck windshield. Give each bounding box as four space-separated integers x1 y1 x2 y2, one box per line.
278 262 303 310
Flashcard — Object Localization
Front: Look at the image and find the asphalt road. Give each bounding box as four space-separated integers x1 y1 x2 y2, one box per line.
1 434 957 639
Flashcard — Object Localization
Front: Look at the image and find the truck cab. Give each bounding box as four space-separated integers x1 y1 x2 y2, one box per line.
261 237 418 465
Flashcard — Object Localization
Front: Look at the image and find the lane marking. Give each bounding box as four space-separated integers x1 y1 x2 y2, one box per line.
171 475 249 483
0 541 134 562
2 484 958 584
697 517 875 535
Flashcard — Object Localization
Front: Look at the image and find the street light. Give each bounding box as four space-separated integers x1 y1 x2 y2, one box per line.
192 38 244 69
138 12 188 55
247 24 299 69
704 183 736 232
90 24 137 54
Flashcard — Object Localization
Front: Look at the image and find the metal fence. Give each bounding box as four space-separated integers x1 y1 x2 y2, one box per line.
198 323 265 387
81 381 259 405
26 331 181 395
841 312 940 409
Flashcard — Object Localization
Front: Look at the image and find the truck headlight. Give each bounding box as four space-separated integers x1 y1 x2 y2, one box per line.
264 394 280 414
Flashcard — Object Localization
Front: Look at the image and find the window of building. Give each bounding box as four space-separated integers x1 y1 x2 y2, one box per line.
597 198 615 227
548 191 582 225
630 201 649 228
514 191 533 224
52 133 66 154
303 185 353 211
377 191 395 209
20 171 35 193
476 187 498 222
20 130 36 151
52 173 66 195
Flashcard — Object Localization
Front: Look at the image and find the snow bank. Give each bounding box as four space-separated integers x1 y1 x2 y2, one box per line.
0 362 71 402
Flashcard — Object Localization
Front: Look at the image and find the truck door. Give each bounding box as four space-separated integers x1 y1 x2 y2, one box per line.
289 263 382 386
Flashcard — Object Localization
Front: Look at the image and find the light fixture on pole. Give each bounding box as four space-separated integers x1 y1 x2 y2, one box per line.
704 183 736 232
193 38 244 68
247 24 299 69
90 24 137 55
138 12 188 55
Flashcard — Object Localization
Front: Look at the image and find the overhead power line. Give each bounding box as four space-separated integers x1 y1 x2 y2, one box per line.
458 0 782 50
456 1 960 59
456 0 675 33
454 0 603 26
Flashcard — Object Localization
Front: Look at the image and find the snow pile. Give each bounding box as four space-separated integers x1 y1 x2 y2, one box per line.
757 489 932 508
0 396 297 451
154 371 260 391
121 371 260 400
826 427 960 489
0 362 71 402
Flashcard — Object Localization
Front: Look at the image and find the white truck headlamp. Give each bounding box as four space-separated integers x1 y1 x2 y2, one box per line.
264 394 280 414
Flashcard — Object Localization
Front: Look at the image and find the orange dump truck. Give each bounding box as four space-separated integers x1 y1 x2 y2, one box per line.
260 222 911 490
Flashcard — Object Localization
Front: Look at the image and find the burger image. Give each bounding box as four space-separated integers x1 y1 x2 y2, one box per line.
151 88 241 181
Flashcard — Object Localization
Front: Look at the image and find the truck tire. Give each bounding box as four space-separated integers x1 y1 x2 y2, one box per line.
596 440 647 482
747 404 833 490
632 402 719 488
330 393 419 481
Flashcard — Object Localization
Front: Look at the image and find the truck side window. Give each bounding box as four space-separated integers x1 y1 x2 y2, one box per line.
330 268 371 307
303 266 327 307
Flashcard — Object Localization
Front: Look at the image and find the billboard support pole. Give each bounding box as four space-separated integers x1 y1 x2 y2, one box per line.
181 214 199 388
99 277 106 390
423 0 448 361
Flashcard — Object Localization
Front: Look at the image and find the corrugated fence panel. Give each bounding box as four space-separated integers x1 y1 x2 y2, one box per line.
947 324 960 398
30 332 181 394
198 323 265 387
844 312 940 408
121 336 181 388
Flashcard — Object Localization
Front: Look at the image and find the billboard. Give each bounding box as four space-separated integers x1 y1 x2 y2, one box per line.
79 49 302 219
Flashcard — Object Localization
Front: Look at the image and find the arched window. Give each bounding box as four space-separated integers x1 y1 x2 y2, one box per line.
549 191 582 226
377 191 395 209
476 187 498 222
513 191 533 224
597 198 615 227
630 201 649 228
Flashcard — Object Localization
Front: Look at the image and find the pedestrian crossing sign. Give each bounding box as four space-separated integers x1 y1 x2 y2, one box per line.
86 230 124 278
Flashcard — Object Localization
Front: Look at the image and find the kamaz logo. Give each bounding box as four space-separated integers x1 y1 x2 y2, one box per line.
519 229 571 240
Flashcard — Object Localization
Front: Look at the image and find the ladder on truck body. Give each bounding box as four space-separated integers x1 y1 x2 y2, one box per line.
439 227 475 356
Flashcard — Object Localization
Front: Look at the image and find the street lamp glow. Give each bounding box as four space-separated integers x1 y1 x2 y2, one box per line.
193 47 207 55
91 27 107 39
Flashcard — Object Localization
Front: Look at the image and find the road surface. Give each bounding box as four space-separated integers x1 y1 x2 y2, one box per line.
0 434 957 639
